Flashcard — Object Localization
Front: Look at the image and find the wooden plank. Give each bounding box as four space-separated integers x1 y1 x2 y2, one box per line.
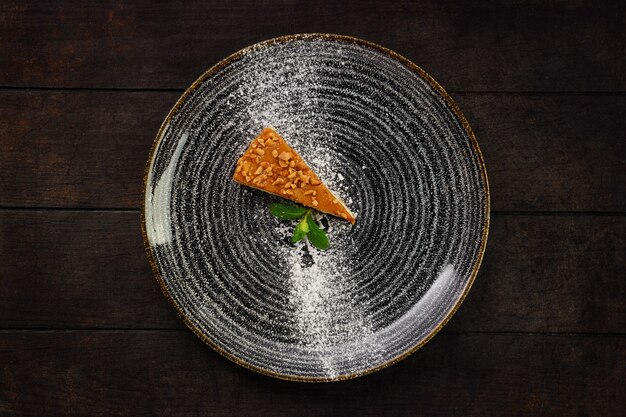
0 331 623 416
1 211 624 333
0 210 182 330
1 91 624 211
454 94 626 212
447 214 626 333
0 1 624 91
0 90 177 208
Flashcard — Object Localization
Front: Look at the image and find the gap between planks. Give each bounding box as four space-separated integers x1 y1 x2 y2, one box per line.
0 86 625 96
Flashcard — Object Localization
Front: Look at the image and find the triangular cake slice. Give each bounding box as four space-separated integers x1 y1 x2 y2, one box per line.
233 127 356 223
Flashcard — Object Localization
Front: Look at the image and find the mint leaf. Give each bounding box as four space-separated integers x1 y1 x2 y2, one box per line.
269 203 308 220
291 215 310 243
306 213 329 250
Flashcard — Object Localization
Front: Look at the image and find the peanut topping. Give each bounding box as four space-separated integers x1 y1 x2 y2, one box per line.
233 127 355 224
278 152 292 161
252 174 267 184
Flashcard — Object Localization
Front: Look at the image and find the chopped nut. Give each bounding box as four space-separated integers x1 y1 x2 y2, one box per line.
299 175 310 184
272 177 285 186
288 171 297 179
252 174 267 184
242 161 251 172
303 190 315 196
278 152 292 161
284 189 294 196
312 199 319 207
254 148 265 156
332 198 339 204
290 183 296 189
260 161 270 168
289 160 295 168
278 160 288 168
296 161 307 170
310 178 321 186
265 139 275 147
254 166 263 175
235 165 242 173
283 181 293 189
271 149 279 158
257 138 264 145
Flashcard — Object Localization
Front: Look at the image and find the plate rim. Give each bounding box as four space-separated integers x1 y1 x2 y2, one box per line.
141 33 490 382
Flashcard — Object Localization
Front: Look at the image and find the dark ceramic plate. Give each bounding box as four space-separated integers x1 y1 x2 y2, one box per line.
142 34 489 381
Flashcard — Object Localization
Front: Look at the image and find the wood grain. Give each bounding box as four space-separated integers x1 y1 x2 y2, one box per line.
1 91 624 211
1 331 624 416
0 210 181 330
1 211 623 333
0 91 174 208
1 2 624 415
0 1 624 91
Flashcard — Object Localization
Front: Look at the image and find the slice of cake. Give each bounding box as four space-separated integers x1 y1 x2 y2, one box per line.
233 127 356 223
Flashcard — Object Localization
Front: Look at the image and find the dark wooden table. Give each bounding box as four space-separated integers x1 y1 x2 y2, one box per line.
1 1 624 416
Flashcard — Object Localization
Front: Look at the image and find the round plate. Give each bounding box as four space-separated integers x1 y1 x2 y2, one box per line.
142 34 489 381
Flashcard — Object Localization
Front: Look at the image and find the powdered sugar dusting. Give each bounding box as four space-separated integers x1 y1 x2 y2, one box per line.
144 35 488 380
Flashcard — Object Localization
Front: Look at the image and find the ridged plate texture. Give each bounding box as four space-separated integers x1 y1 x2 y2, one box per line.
143 34 489 381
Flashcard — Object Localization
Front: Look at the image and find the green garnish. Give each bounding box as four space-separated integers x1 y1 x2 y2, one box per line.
291 215 310 243
269 203 308 220
269 203 329 250
306 212 329 250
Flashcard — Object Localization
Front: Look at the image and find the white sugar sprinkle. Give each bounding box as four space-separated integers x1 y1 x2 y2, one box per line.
231 50 376 374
